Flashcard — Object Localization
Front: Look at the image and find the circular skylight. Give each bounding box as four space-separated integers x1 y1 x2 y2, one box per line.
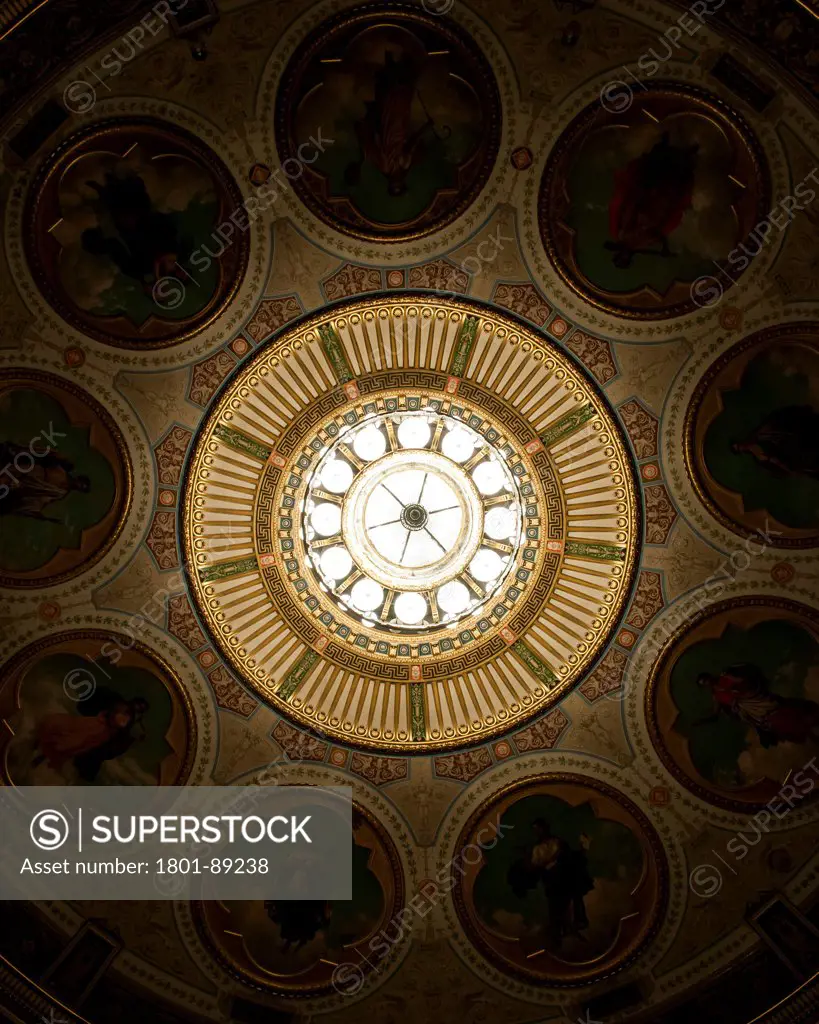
303 409 523 632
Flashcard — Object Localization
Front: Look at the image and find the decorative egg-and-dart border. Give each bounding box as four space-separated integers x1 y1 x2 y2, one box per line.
181 294 642 753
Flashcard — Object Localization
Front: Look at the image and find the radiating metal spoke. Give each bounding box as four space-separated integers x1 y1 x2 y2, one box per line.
417 472 429 506
399 528 412 565
427 505 459 515
380 484 406 510
424 515 453 550
368 517 402 529
421 527 447 554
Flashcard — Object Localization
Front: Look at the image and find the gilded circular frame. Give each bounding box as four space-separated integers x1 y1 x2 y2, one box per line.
0 629 197 786
684 324 819 549
0 368 133 588
451 773 668 985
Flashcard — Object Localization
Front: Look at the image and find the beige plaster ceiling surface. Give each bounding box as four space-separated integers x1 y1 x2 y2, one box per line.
1 0 819 1020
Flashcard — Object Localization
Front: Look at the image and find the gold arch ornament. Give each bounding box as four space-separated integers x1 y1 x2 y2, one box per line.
182 295 641 752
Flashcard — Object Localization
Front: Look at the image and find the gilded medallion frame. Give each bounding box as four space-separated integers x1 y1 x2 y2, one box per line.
0 368 133 589
450 773 669 986
0 629 197 787
683 324 819 549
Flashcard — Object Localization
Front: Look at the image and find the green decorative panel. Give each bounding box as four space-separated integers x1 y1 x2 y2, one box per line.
449 315 480 377
277 648 320 701
214 423 272 461
540 402 595 447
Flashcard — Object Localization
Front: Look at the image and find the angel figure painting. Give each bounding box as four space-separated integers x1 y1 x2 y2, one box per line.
539 85 768 317
196 811 403 995
690 329 819 545
0 373 129 588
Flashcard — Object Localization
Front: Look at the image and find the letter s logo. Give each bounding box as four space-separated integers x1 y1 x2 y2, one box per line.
31 810 70 850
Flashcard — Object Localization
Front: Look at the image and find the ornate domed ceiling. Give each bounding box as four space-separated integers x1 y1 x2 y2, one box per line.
1 0 819 1022
182 294 640 751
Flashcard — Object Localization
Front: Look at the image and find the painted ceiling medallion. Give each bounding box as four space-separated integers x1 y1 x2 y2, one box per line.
193 804 404 996
538 83 770 319
0 630 195 786
274 2 502 241
182 295 640 752
452 775 667 984
685 325 819 548
647 598 819 812
0 369 132 588
25 119 248 349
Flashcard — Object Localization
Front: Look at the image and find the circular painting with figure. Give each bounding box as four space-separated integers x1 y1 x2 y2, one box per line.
647 598 819 811
538 83 770 319
25 119 248 348
0 370 131 588
274 3 501 241
194 805 404 995
452 775 666 985
0 631 195 786
685 326 819 548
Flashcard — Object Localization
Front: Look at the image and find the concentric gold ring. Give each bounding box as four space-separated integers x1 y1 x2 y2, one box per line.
340 449 485 592
182 295 641 751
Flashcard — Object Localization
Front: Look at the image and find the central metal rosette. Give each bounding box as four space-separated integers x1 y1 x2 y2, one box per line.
303 410 523 631
401 504 428 531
